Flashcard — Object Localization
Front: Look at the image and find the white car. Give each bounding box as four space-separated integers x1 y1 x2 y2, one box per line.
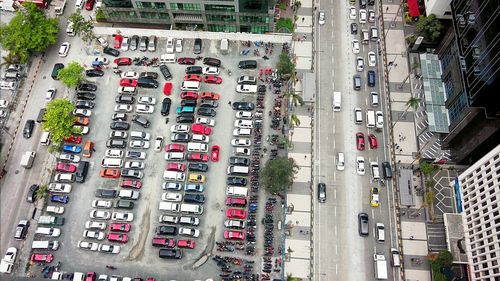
73 125 89 135
121 71 139 79
356 156 365 175
97 37 108 47
46 88 56 102
93 57 109 65
1 247 17 273
129 140 150 149
85 220 107 230
121 36 130 51
109 131 127 139
375 111 384 128
126 151 146 159
318 11 325 25
98 244 120 254
202 67 220 75
114 104 133 112
154 136 164 152
368 52 376 67
59 154 80 163
111 212 134 222
162 192 183 202
352 40 360 54
46 205 65 214
236 111 253 119
192 134 209 143
90 210 111 220
195 117 215 127
236 84 257 93
58 42 70 57
138 96 156 105
48 183 72 193
124 161 144 170
166 37 175 53
234 120 253 129
171 124 190 133
359 9 367 24
224 219 246 229
135 104 154 114
73 109 92 117
179 227 200 238
83 230 105 240
77 241 99 251
349 6 357 20
368 10 375 22
0 100 9 108
356 57 365 72
92 199 112 209
175 39 183 53
231 138 251 147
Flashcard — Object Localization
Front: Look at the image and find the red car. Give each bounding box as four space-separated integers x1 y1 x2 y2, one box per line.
152 237 176 247
109 223 131 232
187 153 209 162
184 74 202 82
180 91 198 100
100 168 121 178
211 145 220 162
224 230 245 240
120 180 142 189
31 253 53 263
201 92 220 100
165 144 185 152
177 239 196 249
65 135 82 144
120 79 138 87
204 75 222 84
74 116 90 126
368 134 378 149
166 163 186 172
163 82 172 96
226 208 247 219
177 57 196 65
85 0 95 10
107 233 128 243
191 124 211 135
85 272 96 281
114 57 132 66
56 162 77 173
113 34 123 49
356 132 365 151
225 197 247 207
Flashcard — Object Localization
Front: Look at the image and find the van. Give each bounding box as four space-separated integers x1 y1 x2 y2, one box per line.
354 108 363 124
72 272 85 281
336 153 345 171
220 39 229 54
226 186 248 197
235 147 250 156
130 131 151 140
180 81 200 91
187 142 208 152
370 27 379 41
165 152 185 161
158 202 180 212
118 86 136 94
75 0 84 9
390 248 401 267
180 204 204 215
233 128 252 137
382 162 393 179
105 149 123 158
333 92 341 112
101 158 123 168
82 141 93 158
361 30 369 44
238 60 257 69
227 166 249 176
370 162 380 181
32 240 59 250
54 173 75 183
371 92 379 107
35 227 61 237
163 171 186 182
366 110 375 128
66 21 75 36
159 215 179 224
118 190 140 200
179 216 199 226
36 108 46 123
160 54 176 64
375 223 385 243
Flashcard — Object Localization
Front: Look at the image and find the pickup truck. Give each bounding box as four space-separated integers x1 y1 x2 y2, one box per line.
20 151 36 168
0 247 17 274
38 215 65 226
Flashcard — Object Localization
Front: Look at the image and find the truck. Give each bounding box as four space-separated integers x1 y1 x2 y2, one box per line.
225 186 248 197
374 254 388 280
0 247 17 274
38 215 65 226
20 151 36 169
333 92 341 112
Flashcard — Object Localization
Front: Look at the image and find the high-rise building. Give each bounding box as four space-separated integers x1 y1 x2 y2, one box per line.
424 0 452 19
456 144 500 281
436 0 500 164
100 0 274 34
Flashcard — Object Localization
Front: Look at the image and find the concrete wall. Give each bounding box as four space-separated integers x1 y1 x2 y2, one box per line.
425 0 452 19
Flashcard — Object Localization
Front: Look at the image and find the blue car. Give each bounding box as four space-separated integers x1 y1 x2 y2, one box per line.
176 106 195 114
184 184 205 193
63 145 82 154
50 195 69 204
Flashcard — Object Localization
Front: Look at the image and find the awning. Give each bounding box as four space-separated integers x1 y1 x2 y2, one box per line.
407 0 420 17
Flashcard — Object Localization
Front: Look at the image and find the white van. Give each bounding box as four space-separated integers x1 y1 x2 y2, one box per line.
164 152 185 161
336 153 345 171
371 92 379 107
160 54 176 64
32 240 59 250
40 132 51 146
187 142 208 152
159 202 180 212
66 21 75 37
105 149 123 158
118 86 136 94
35 227 61 237
101 157 123 168
180 81 200 91
75 0 84 9
226 186 248 197
370 162 380 181
362 29 369 44
370 27 379 41
220 39 229 54
333 92 341 112
119 190 140 200
375 223 385 243
235 147 250 156
54 173 75 183
233 128 252 137
180 204 204 215
354 108 363 124
163 171 186 182
227 166 249 175
130 131 150 140
390 248 401 267
366 110 376 128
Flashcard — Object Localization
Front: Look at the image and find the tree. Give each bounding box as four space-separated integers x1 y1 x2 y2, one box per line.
277 52 295 79
416 14 443 41
420 161 439 177
0 3 59 63
1 52 21 66
392 97 420 128
68 11 95 43
276 18 294 33
286 274 296 281
289 113 301 129
35 184 48 200
287 91 304 107
95 8 106 22
42 99 76 146
435 250 453 267
261 157 298 194
57 62 84 88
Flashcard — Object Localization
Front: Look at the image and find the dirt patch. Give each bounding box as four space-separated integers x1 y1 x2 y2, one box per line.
126 206 151 261
188 226 216 270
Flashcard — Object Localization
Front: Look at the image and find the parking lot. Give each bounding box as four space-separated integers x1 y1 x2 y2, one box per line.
35 35 282 280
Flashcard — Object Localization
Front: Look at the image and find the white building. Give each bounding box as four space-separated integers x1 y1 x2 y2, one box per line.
424 0 452 19
457 144 500 280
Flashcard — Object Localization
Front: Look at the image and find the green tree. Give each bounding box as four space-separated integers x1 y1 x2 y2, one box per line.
68 11 95 43
42 99 76 146
0 3 59 63
57 61 84 88
286 274 296 281
276 18 294 33
287 91 304 107
435 250 453 267
1 52 21 66
420 161 439 177
95 8 106 21
261 157 298 194
416 14 444 41
433 272 446 281
289 113 301 128
277 52 296 80
35 184 48 200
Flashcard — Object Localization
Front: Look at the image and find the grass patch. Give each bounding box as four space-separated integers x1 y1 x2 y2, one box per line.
276 18 294 32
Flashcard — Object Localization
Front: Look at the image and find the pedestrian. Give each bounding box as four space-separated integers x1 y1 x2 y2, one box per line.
409 235 414 240
386 6 389 12
307 107 310 112
302 17 305 22
304 155 307 159
394 63 398 67
228 101 232 105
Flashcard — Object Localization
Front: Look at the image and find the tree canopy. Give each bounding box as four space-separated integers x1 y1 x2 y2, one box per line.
277 52 295 79
0 3 59 63
42 99 76 145
68 11 95 43
416 14 444 42
261 157 298 194
57 62 84 88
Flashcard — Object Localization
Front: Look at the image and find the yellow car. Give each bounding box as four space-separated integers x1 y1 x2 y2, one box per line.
370 186 380 207
188 173 206 183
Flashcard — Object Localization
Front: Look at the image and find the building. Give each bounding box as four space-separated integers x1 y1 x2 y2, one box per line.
100 0 274 34
436 0 500 164
424 0 452 19
456 144 500 281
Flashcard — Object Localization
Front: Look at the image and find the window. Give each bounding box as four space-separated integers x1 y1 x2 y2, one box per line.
447 91 468 123
206 14 236 22
240 15 269 23
205 5 234 12
207 24 237 32
170 3 201 11
136 2 166 9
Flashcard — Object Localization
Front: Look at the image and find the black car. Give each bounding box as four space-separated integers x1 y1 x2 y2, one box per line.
193 38 202 54
156 226 177 235
188 163 209 172
238 60 257 69
359 0 366 8
106 139 126 149
358 212 369 236
95 189 118 198
115 95 135 104
103 47 120 57
75 161 89 183
318 183 326 203
51 63 64 80
137 77 159 88
181 100 197 107
200 100 218 108
36 108 46 123
85 69 104 77
139 71 158 79
185 66 202 75
171 133 191 143
23 119 35 138
197 108 216 117
110 121 130 131
77 92 96 101
126 151 144 159
130 35 139 51
176 115 195 124
159 249 182 259
159 64 172 80
132 115 150 128
112 113 127 121
183 194 205 204
367 70 376 87
232 102 254 111
351 23 358 34
227 177 247 187
27 184 39 203
115 200 134 210
161 98 171 116
78 83 97 92
75 100 95 109
229 157 250 166
203 57 221 67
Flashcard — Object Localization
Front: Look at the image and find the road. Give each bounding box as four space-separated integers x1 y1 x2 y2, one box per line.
313 0 399 280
